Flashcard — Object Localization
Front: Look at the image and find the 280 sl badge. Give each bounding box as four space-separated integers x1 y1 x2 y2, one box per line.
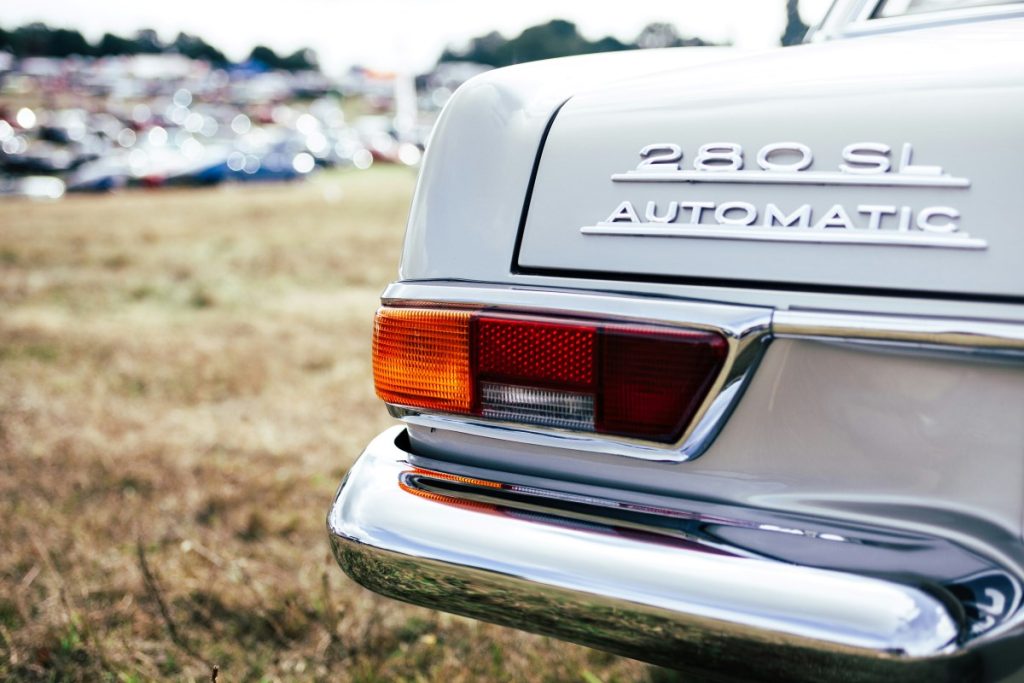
581 142 986 250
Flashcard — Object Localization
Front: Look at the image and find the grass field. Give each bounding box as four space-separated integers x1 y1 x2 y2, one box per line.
0 168 674 681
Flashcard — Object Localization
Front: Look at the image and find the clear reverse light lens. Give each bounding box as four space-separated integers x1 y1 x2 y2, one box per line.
479 382 595 431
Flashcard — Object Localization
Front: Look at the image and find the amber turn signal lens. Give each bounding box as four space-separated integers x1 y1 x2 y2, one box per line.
372 307 473 412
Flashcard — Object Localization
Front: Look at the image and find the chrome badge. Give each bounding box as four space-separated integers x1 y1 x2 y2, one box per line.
582 142 986 250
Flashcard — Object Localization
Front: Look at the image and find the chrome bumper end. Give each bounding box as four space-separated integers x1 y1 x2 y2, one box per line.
328 428 984 680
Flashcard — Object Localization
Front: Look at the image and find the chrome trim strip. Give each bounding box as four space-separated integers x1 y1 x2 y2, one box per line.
774 309 1024 354
611 170 971 188
581 224 988 250
379 282 772 463
328 428 961 672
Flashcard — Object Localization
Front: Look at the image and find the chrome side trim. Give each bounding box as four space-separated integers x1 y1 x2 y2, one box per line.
329 428 963 677
774 309 1024 355
379 282 772 463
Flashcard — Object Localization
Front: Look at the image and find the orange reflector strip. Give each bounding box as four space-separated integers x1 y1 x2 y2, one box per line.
409 467 503 489
398 480 497 512
373 307 473 412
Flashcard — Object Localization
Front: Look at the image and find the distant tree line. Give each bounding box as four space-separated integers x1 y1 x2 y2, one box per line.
2 3 811 75
439 20 715 67
0 23 318 71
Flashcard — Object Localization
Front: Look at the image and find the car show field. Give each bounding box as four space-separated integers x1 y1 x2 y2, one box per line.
0 167 662 681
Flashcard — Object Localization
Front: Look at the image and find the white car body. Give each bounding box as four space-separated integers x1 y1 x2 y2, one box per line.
329 2 1024 679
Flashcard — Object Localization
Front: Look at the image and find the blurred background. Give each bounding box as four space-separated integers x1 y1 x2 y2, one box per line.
0 2 828 680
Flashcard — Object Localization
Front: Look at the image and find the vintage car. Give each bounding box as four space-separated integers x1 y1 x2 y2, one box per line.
328 1 1024 679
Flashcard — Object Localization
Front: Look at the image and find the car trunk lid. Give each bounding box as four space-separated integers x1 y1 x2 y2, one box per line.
515 19 1024 300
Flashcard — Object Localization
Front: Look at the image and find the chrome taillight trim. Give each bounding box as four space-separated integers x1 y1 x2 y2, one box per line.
379 281 1024 464
380 282 771 463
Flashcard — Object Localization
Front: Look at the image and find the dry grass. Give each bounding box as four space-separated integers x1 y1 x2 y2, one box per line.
0 168 673 681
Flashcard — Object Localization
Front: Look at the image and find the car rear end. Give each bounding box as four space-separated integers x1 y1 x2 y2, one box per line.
328 11 1024 682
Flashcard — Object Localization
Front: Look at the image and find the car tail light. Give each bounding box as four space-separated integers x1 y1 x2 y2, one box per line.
372 307 728 443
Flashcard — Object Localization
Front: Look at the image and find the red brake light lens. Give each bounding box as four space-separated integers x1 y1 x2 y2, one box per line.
477 317 596 389
598 326 726 440
372 307 728 443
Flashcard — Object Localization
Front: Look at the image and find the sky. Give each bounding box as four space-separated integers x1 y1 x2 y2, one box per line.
1 0 835 75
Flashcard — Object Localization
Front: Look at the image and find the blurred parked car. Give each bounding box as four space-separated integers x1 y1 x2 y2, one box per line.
0 51 452 198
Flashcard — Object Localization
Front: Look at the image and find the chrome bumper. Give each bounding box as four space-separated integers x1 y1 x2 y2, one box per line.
328 427 1000 681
